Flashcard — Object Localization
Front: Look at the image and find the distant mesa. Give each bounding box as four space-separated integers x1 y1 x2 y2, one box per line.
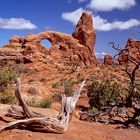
0 12 98 66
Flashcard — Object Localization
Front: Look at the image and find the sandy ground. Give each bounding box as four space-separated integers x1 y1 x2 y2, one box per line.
0 104 140 140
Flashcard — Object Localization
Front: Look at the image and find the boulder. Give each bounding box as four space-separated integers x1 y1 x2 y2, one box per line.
104 54 114 65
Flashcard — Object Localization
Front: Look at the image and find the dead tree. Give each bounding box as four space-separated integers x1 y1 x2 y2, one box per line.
109 42 140 107
0 78 85 133
109 42 140 127
80 42 140 128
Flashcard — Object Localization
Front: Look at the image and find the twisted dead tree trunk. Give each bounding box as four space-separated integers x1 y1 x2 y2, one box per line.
109 42 140 107
0 78 85 133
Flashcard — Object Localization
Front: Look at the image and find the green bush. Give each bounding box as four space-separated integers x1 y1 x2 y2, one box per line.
0 93 15 104
59 78 67 86
135 84 140 103
52 82 59 89
0 70 19 92
38 98 52 108
87 79 123 111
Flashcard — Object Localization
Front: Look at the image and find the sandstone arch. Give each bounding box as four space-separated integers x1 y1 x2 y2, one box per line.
0 12 98 65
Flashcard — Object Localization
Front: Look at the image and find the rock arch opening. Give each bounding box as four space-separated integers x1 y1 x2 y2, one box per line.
40 39 52 48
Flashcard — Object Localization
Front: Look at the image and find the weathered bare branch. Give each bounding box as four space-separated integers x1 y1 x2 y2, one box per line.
0 78 85 133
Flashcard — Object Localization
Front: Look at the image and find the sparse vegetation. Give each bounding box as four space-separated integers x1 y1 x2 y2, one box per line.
0 92 15 104
26 97 52 108
63 79 74 97
0 70 19 92
87 79 124 111
38 98 52 108
52 78 75 97
52 93 61 102
52 82 59 89
28 87 38 95
82 42 140 128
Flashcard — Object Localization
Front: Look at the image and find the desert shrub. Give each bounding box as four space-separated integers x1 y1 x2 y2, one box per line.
91 107 98 114
63 79 74 97
26 97 52 108
134 84 140 103
26 97 38 107
59 78 67 86
0 70 19 92
0 92 15 104
52 82 59 89
60 79 75 97
28 87 38 95
87 79 123 111
52 93 61 102
38 98 52 108
52 78 75 97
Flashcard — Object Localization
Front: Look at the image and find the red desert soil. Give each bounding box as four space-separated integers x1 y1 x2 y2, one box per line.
0 104 139 140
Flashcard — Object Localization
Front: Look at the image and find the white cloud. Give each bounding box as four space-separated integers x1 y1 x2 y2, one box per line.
94 15 140 31
87 0 136 11
61 8 86 25
95 52 107 58
0 18 37 30
61 8 140 31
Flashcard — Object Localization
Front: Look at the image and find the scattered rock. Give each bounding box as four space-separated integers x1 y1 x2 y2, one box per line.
103 54 114 65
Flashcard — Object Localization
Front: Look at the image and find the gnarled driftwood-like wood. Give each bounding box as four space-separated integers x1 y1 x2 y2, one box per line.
0 78 85 133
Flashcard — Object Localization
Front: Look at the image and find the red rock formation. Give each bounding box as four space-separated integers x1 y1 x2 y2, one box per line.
103 54 114 65
118 38 140 65
0 12 97 66
72 12 97 64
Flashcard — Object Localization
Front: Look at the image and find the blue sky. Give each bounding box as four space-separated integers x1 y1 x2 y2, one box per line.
0 0 140 58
